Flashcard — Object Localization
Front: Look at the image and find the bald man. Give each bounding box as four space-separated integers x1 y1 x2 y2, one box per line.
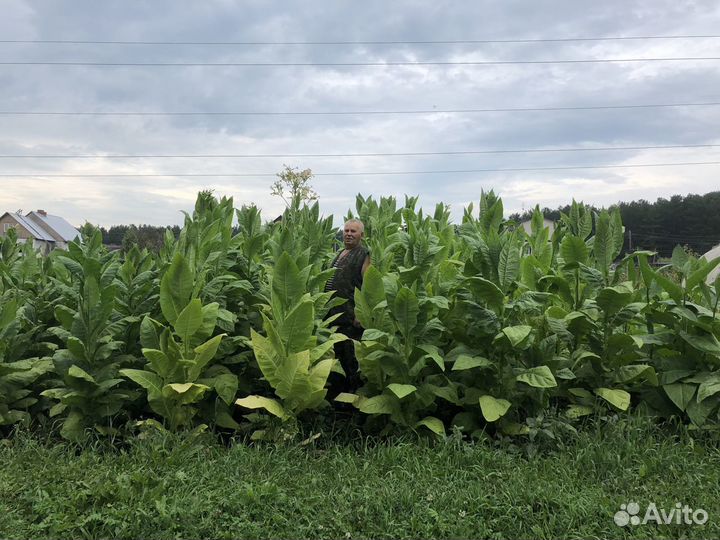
325 219 371 393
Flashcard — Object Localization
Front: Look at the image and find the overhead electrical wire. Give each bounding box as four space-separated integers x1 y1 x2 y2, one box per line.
2 161 720 178
1 57 720 67
2 35 720 45
1 143 719 159
2 101 719 116
630 232 720 242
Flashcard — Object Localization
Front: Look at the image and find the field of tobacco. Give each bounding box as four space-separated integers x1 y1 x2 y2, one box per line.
1 190 719 442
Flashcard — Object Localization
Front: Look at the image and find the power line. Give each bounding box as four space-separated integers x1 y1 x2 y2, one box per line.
2 101 720 116
631 232 720 241
2 57 719 67
2 144 719 159
1 161 719 177
2 35 720 46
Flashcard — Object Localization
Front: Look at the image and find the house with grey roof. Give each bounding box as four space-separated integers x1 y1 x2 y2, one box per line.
0 209 80 253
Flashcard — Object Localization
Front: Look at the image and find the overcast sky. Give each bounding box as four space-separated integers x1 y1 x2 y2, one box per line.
1 0 720 228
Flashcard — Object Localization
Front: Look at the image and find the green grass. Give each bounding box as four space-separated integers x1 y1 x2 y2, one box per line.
1 417 719 539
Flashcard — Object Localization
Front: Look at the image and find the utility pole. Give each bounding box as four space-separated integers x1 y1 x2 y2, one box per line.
628 229 632 251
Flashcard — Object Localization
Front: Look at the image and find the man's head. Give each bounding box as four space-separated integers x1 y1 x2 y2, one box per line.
343 219 365 249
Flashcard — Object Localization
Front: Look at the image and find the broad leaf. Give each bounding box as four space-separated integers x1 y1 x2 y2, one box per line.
188 334 225 381
67 365 96 385
358 394 396 415
560 235 588 266
595 388 631 411
416 416 445 436
565 404 594 419
281 299 314 354
387 383 417 399
502 325 532 348
393 287 419 339
174 298 203 343
498 236 520 293
516 366 557 388
452 355 492 371
479 395 511 422
163 382 210 404
272 252 305 316
663 383 696 412
160 253 193 325
466 277 504 312
120 369 163 401
697 376 720 403
236 395 288 419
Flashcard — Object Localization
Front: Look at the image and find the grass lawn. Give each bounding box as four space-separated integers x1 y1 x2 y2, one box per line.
1 416 719 539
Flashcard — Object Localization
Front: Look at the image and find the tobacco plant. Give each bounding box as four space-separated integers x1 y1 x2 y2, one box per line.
120 252 235 430
41 231 138 440
235 252 347 437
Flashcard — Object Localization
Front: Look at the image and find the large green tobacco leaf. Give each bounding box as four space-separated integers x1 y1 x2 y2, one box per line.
615 365 658 386
596 284 634 316
251 329 284 389
160 253 194 325
560 235 588 267
174 299 203 345
664 383 697 412
415 416 445 435
687 257 720 290
466 277 504 312
393 287 419 339
479 395 511 422
595 388 631 411
502 325 533 348
358 394 396 415
162 382 210 405
272 252 306 316
275 349 313 401
281 299 315 354
120 369 163 401
187 334 225 381
593 210 615 279
497 235 520 293
697 375 720 402
452 355 492 371
235 395 288 419
387 383 417 399
142 349 173 379
654 271 684 304
516 366 557 388
678 331 720 357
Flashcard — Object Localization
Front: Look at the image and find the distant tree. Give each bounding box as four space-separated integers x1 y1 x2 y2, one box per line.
106 225 129 245
121 225 139 253
619 191 720 256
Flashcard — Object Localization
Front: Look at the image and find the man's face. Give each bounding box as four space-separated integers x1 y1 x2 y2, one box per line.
343 221 364 249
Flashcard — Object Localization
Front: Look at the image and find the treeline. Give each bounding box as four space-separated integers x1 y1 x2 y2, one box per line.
510 191 720 257
96 224 181 252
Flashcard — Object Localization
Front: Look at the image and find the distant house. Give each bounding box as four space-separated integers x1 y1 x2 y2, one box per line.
520 218 556 235
703 243 720 284
0 209 80 254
